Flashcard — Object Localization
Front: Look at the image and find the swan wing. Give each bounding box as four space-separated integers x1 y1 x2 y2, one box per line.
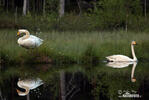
106 55 133 62
18 35 43 49
30 35 43 47
18 38 36 49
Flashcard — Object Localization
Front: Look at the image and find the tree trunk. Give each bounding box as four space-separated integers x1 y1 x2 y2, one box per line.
59 0 65 18
93 0 96 11
15 6 18 23
27 0 29 14
76 0 81 15
144 0 146 18
43 0 45 16
0 0 1 6
12 0 14 11
23 0 27 16
60 71 66 100
125 14 128 32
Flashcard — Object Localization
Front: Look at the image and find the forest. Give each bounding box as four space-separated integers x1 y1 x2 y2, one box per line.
0 0 149 31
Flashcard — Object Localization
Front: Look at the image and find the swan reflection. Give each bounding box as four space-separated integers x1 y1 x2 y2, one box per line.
16 78 43 96
106 62 137 82
106 62 134 68
131 62 137 82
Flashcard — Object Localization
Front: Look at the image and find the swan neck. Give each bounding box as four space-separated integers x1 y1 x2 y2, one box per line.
25 30 30 36
22 31 30 39
19 85 30 95
131 44 137 61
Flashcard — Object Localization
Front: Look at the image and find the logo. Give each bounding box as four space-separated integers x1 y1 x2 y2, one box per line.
118 90 141 98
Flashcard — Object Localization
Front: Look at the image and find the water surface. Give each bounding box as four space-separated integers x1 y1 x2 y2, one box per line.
0 62 149 100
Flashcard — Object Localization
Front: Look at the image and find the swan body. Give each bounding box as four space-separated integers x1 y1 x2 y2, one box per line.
17 29 43 49
106 55 134 62
16 78 43 96
106 41 137 62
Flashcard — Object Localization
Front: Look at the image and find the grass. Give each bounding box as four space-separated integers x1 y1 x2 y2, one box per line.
0 29 149 64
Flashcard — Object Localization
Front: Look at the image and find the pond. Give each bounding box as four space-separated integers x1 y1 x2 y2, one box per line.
0 62 149 100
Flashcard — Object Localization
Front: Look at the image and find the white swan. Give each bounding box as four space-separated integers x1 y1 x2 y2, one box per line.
106 41 137 62
17 29 43 49
16 78 43 96
131 62 137 82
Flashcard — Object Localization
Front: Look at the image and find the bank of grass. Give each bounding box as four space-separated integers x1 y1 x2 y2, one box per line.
0 29 149 65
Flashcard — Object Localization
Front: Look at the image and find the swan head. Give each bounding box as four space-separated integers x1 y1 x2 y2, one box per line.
16 88 29 96
131 41 136 45
17 29 29 36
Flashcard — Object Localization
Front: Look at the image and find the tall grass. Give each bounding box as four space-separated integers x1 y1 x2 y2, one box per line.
0 29 149 64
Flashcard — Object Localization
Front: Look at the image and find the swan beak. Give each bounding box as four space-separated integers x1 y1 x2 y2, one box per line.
16 32 20 36
16 89 20 93
132 41 137 45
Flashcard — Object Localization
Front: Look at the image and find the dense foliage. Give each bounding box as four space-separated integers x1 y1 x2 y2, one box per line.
0 0 149 31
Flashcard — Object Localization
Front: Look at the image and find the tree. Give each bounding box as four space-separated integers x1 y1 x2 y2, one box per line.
144 0 147 18
59 0 65 17
43 0 46 16
60 71 66 100
23 0 27 16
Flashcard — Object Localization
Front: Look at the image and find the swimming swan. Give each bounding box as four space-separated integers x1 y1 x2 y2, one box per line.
16 78 43 96
17 29 43 49
106 41 137 62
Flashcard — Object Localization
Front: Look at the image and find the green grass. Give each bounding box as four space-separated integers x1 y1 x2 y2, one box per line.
0 29 149 64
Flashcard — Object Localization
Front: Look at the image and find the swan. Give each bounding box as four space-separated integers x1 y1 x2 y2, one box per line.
106 41 137 62
131 62 137 82
17 29 43 49
16 78 43 96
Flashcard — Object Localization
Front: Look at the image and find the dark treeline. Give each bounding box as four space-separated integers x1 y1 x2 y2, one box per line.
1 0 149 15
0 0 149 31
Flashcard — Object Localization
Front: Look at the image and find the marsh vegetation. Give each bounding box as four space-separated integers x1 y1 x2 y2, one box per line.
0 30 149 64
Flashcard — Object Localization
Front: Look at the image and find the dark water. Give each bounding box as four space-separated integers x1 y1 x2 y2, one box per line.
0 62 149 100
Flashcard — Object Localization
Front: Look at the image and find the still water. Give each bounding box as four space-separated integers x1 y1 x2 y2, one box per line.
0 62 149 100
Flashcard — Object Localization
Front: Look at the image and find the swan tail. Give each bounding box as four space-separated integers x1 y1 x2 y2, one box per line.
106 56 115 62
35 38 43 47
